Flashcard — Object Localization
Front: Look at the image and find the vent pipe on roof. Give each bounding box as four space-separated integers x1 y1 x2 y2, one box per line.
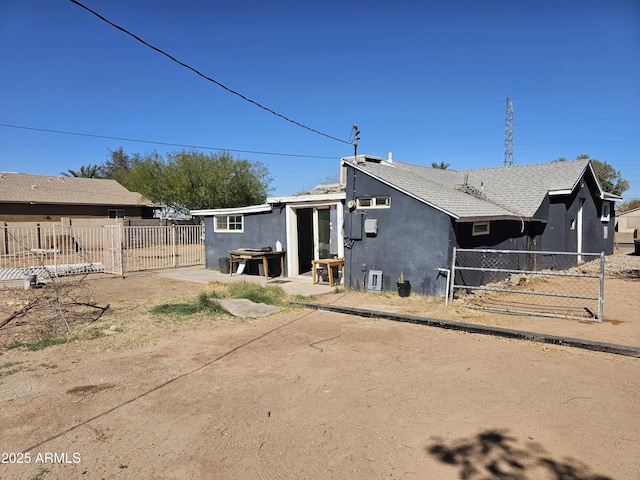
388 152 393 163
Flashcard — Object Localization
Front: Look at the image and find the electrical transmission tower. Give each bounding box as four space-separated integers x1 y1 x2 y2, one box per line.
504 96 514 166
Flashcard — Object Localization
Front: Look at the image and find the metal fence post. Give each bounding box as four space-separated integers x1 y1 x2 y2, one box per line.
172 225 177 268
449 247 457 305
598 251 605 323
52 223 58 278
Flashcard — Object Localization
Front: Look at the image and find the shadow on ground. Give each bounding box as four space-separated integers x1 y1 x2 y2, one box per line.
426 430 612 480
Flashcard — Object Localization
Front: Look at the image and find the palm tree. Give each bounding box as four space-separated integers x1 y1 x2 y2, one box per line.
61 164 103 178
431 161 450 169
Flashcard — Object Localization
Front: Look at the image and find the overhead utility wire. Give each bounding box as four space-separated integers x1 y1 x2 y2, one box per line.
0 123 336 160
69 0 351 146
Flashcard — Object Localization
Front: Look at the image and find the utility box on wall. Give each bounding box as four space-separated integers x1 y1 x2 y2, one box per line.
364 218 378 236
350 212 364 240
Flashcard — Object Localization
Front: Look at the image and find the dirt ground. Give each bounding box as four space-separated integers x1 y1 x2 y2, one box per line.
1 260 639 479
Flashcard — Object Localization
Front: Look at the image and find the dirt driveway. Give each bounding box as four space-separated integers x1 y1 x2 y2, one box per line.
1 267 639 480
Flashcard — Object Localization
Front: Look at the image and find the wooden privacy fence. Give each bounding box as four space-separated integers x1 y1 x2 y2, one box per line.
1 223 204 281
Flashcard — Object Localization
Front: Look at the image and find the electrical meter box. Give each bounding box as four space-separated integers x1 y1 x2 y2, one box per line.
350 212 364 240
364 218 378 235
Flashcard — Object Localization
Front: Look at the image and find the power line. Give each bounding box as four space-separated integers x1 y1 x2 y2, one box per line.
69 0 351 146
516 139 640 146
0 123 337 160
515 115 640 126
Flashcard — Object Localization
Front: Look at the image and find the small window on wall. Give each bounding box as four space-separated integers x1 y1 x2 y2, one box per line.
472 222 490 236
108 209 125 219
214 215 243 232
356 196 390 208
601 202 610 222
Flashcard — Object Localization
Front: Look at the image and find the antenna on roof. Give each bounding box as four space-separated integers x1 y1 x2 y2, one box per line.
504 97 514 166
351 124 360 163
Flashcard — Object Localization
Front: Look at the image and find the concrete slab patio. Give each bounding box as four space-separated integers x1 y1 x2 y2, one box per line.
154 265 336 297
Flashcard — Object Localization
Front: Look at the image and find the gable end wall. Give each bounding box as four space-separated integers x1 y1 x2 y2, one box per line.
344 166 454 296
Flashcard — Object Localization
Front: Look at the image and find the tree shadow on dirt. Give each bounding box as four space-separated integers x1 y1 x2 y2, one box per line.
426 429 613 480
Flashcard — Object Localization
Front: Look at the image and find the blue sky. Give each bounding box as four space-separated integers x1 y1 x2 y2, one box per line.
1 0 639 201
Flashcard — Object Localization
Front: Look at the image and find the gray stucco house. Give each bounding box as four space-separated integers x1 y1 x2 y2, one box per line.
341 155 619 296
193 155 620 296
191 183 345 278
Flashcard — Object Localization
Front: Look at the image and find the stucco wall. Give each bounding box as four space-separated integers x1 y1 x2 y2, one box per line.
617 208 640 233
204 207 286 271
536 178 614 256
343 167 454 296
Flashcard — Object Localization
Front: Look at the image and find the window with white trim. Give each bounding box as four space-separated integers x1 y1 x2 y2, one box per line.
472 222 490 236
601 201 610 222
108 209 125 219
214 215 244 232
356 196 390 208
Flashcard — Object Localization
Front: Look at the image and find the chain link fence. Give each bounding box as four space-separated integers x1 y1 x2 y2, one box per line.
450 248 605 322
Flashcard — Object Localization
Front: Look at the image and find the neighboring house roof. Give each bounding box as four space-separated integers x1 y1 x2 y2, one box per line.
343 156 617 222
618 206 640 217
298 182 345 196
0 172 156 207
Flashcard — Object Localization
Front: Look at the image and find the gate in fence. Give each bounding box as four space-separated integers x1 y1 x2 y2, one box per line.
1 224 204 281
103 225 123 275
120 224 204 273
450 248 605 322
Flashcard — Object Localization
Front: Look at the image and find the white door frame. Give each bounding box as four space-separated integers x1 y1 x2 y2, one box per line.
285 201 344 277
577 198 584 263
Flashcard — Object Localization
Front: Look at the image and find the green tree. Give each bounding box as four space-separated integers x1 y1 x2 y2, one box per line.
431 161 450 169
102 147 136 183
60 164 103 178
122 150 272 215
555 155 630 197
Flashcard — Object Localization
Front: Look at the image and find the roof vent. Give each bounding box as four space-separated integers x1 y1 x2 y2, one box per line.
388 152 393 163
361 155 386 164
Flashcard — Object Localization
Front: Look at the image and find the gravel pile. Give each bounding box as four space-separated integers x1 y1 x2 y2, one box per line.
576 252 640 275
604 253 640 274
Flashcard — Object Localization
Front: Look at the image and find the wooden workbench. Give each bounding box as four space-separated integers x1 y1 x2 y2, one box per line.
228 249 286 280
311 257 345 287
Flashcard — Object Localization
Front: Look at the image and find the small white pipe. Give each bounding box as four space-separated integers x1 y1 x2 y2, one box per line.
436 267 451 306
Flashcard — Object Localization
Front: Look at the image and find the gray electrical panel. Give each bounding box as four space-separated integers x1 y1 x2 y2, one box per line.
350 212 364 240
367 270 383 294
364 218 378 235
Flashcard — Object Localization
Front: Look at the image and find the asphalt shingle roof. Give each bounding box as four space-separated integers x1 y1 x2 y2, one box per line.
348 158 593 221
0 172 155 206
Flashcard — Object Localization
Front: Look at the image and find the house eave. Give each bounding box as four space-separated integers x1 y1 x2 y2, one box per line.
548 189 573 196
0 200 160 209
603 192 623 202
549 189 622 202
190 204 272 217
456 215 541 223
266 192 346 204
